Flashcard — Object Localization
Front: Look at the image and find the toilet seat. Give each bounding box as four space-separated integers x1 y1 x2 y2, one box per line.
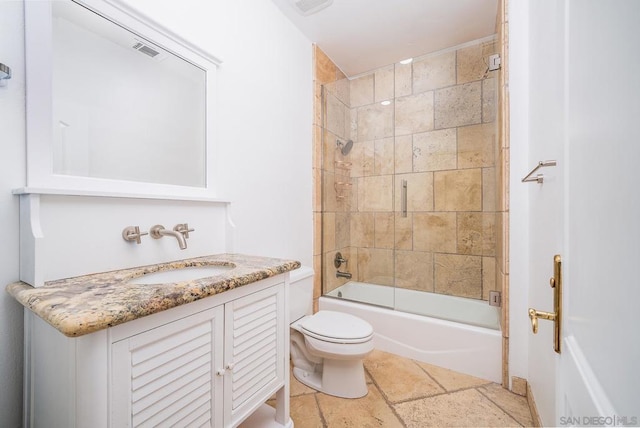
299 310 373 344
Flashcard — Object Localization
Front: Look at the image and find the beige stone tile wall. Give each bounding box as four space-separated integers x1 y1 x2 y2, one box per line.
317 34 505 306
322 37 500 302
313 46 351 309
496 0 511 389
314 0 514 401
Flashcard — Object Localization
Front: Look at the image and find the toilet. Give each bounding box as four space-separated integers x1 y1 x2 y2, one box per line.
289 267 374 398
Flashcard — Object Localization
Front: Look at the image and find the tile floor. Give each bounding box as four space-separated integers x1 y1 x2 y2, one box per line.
285 350 534 427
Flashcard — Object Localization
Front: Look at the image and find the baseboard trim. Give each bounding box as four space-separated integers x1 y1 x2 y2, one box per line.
527 382 543 427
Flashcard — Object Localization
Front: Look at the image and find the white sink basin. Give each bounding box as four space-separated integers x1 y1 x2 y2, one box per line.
129 265 235 284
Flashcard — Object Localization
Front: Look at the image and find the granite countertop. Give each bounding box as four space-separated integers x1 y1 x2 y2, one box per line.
6 253 300 337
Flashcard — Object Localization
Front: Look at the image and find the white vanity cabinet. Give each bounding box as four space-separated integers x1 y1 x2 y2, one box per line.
24 275 290 428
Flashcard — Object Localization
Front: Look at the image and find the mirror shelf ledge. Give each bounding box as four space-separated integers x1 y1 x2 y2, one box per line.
12 187 231 204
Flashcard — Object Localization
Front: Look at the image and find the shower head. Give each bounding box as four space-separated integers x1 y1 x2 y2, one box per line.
336 139 353 156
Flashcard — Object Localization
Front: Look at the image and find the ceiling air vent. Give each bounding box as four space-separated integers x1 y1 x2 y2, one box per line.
290 0 333 16
132 41 164 60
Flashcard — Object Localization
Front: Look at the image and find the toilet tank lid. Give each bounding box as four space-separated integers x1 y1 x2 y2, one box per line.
290 266 314 283
300 310 373 341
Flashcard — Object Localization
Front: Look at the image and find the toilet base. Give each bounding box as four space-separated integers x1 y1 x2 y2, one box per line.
292 358 368 399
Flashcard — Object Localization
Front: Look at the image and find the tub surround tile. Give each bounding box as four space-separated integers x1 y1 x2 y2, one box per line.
358 175 394 212
313 255 322 300
350 212 375 248
357 103 394 141
374 212 395 249
394 213 414 250
458 122 496 169
394 388 520 427
6 254 300 337
348 140 366 177
395 172 434 212
374 137 395 175
313 212 322 255
412 51 456 94
435 81 482 129
434 253 482 299
457 212 483 255
332 76 350 106
483 256 498 301
394 61 413 97
414 212 457 253
350 74 374 107
356 248 394 286
395 251 434 292
313 125 322 170
322 212 336 252
314 81 322 126
324 249 351 293
395 91 435 136
323 129 338 174
335 211 350 250
375 65 395 103
456 41 497 85
483 213 497 256
319 36 504 319
394 134 413 174
434 168 482 211
413 128 457 172
483 77 497 123
364 350 445 402
325 91 347 138
484 167 498 211
314 46 337 84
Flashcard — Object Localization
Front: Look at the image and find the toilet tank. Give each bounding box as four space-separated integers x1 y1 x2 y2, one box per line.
289 266 314 322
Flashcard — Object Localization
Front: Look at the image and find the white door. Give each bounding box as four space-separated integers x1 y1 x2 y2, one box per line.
559 0 640 422
526 0 640 425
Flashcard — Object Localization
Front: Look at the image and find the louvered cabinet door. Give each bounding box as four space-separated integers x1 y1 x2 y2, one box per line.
111 306 225 428
223 283 285 427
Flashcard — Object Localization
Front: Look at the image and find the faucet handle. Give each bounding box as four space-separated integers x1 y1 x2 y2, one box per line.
122 226 148 245
174 223 195 239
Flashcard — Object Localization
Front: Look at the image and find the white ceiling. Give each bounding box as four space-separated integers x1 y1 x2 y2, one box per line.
270 0 499 77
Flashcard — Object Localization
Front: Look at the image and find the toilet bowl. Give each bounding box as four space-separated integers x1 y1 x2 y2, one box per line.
289 267 374 398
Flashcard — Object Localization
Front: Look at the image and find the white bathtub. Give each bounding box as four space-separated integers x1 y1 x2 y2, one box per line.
321 282 502 383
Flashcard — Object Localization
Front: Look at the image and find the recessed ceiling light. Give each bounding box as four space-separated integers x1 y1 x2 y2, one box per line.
381 100 391 106
399 58 413 65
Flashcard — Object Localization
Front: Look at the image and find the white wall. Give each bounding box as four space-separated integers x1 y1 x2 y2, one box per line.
0 2 26 426
507 0 530 388
0 0 312 425
121 0 314 267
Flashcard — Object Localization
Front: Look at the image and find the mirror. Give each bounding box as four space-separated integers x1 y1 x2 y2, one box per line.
24 0 221 198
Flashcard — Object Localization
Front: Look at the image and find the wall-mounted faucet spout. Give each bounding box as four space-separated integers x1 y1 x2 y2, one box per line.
150 224 187 250
336 271 352 279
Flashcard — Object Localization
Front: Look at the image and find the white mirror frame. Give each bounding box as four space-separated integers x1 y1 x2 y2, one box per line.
22 0 222 200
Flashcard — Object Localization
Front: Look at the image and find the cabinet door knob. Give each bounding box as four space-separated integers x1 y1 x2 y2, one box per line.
225 362 235 371
216 368 226 376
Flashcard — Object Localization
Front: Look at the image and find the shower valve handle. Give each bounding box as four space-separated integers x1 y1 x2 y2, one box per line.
334 252 347 268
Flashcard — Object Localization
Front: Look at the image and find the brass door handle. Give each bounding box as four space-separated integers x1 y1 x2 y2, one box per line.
528 255 562 353
528 308 556 334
